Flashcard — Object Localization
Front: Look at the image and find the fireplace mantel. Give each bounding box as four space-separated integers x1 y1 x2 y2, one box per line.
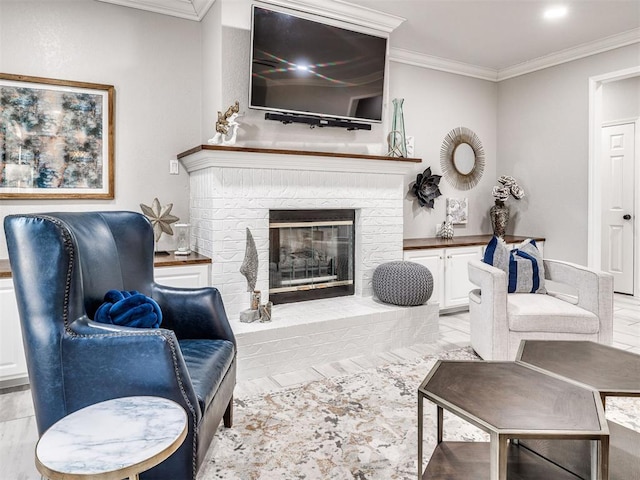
178 145 422 175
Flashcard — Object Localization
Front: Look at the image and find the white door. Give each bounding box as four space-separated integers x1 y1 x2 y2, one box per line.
601 123 635 294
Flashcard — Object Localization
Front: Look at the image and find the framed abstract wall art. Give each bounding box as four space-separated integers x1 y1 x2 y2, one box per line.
446 197 468 224
0 73 114 199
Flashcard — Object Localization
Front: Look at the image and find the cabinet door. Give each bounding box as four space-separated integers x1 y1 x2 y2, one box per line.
0 279 28 384
444 246 482 308
403 249 444 307
154 265 210 288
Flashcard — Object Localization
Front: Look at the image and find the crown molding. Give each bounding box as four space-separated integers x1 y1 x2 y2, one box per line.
96 0 405 31
497 28 640 81
257 0 405 33
389 48 499 82
96 0 216 21
391 28 640 82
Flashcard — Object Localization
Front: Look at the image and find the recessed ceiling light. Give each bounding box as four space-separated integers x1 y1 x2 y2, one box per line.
544 5 568 20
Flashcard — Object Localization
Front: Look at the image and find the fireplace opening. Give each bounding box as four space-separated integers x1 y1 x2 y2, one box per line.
269 209 355 305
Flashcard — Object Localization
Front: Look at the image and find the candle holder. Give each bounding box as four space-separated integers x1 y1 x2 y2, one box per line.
251 290 261 310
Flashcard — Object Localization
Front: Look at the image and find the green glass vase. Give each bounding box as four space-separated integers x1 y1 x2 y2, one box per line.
388 98 407 157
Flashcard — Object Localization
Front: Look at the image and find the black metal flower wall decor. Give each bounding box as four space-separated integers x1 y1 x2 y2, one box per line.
411 167 442 209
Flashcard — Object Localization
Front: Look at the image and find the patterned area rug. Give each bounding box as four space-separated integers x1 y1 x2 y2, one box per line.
198 347 639 480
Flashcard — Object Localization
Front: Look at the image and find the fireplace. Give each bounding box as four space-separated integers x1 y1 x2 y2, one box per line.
269 209 355 304
181 146 412 318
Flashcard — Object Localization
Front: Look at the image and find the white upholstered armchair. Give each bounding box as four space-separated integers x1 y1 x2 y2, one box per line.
468 259 614 360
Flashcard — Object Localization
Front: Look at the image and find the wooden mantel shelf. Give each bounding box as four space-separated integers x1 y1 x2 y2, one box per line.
177 144 422 163
177 144 422 175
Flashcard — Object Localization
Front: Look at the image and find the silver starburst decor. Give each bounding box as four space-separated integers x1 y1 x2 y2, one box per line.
440 126 485 190
140 198 180 242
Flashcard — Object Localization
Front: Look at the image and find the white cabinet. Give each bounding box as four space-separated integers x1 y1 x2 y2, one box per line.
404 236 545 312
154 264 210 288
404 245 482 310
403 248 445 307
0 277 28 388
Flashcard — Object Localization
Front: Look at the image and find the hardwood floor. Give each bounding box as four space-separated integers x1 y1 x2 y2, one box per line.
1 294 638 479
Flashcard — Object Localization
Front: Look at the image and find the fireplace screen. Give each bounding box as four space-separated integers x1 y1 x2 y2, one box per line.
269 209 355 304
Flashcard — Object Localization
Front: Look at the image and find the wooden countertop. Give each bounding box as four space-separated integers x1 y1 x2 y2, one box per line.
0 259 10 279
0 252 211 279
403 234 546 251
152 251 211 267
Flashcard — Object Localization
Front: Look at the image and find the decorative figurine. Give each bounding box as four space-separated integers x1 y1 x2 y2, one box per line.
240 228 258 292
437 215 455 239
208 101 240 145
239 227 263 323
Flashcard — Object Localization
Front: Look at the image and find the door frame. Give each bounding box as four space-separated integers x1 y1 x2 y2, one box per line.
588 66 640 296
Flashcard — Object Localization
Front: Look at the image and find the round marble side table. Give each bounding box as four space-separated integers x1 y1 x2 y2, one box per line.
35 396 187 480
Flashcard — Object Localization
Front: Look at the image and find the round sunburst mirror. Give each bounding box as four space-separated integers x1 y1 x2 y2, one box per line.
440 127 485 190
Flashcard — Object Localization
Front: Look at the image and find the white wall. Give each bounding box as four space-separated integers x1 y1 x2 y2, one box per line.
602 76 640 122
0 0 202 257
202 0 223 144
497 44 640 264
389 62 498 240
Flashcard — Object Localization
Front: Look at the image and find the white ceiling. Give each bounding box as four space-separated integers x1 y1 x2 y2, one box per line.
98 0 640 80
350 0 640 71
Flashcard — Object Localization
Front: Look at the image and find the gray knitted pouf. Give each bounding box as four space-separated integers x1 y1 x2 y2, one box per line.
372 261 433 306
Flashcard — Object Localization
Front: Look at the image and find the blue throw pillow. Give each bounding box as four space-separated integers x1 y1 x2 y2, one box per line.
94 290 162 328
483 236 546 294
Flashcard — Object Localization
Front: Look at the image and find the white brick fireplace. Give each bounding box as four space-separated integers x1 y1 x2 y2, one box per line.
180 146 417 318
179 146 438 379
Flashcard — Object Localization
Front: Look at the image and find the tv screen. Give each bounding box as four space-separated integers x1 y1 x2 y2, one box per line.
250 6 387 123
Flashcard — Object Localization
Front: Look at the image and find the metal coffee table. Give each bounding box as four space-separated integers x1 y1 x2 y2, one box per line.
517 340 640 480
418 360 610 480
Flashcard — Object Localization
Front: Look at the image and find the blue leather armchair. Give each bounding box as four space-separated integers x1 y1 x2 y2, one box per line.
4 211 236 479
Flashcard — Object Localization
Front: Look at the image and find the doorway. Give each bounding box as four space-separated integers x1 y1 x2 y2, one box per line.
589 67 640 296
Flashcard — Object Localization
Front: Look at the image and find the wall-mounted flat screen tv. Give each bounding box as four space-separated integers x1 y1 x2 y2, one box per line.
249 5 388 123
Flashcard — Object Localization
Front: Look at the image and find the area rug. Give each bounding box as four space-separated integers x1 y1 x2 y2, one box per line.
198 347 639 480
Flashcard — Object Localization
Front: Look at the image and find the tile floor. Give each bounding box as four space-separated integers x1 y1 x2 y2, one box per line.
1 293 639 479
